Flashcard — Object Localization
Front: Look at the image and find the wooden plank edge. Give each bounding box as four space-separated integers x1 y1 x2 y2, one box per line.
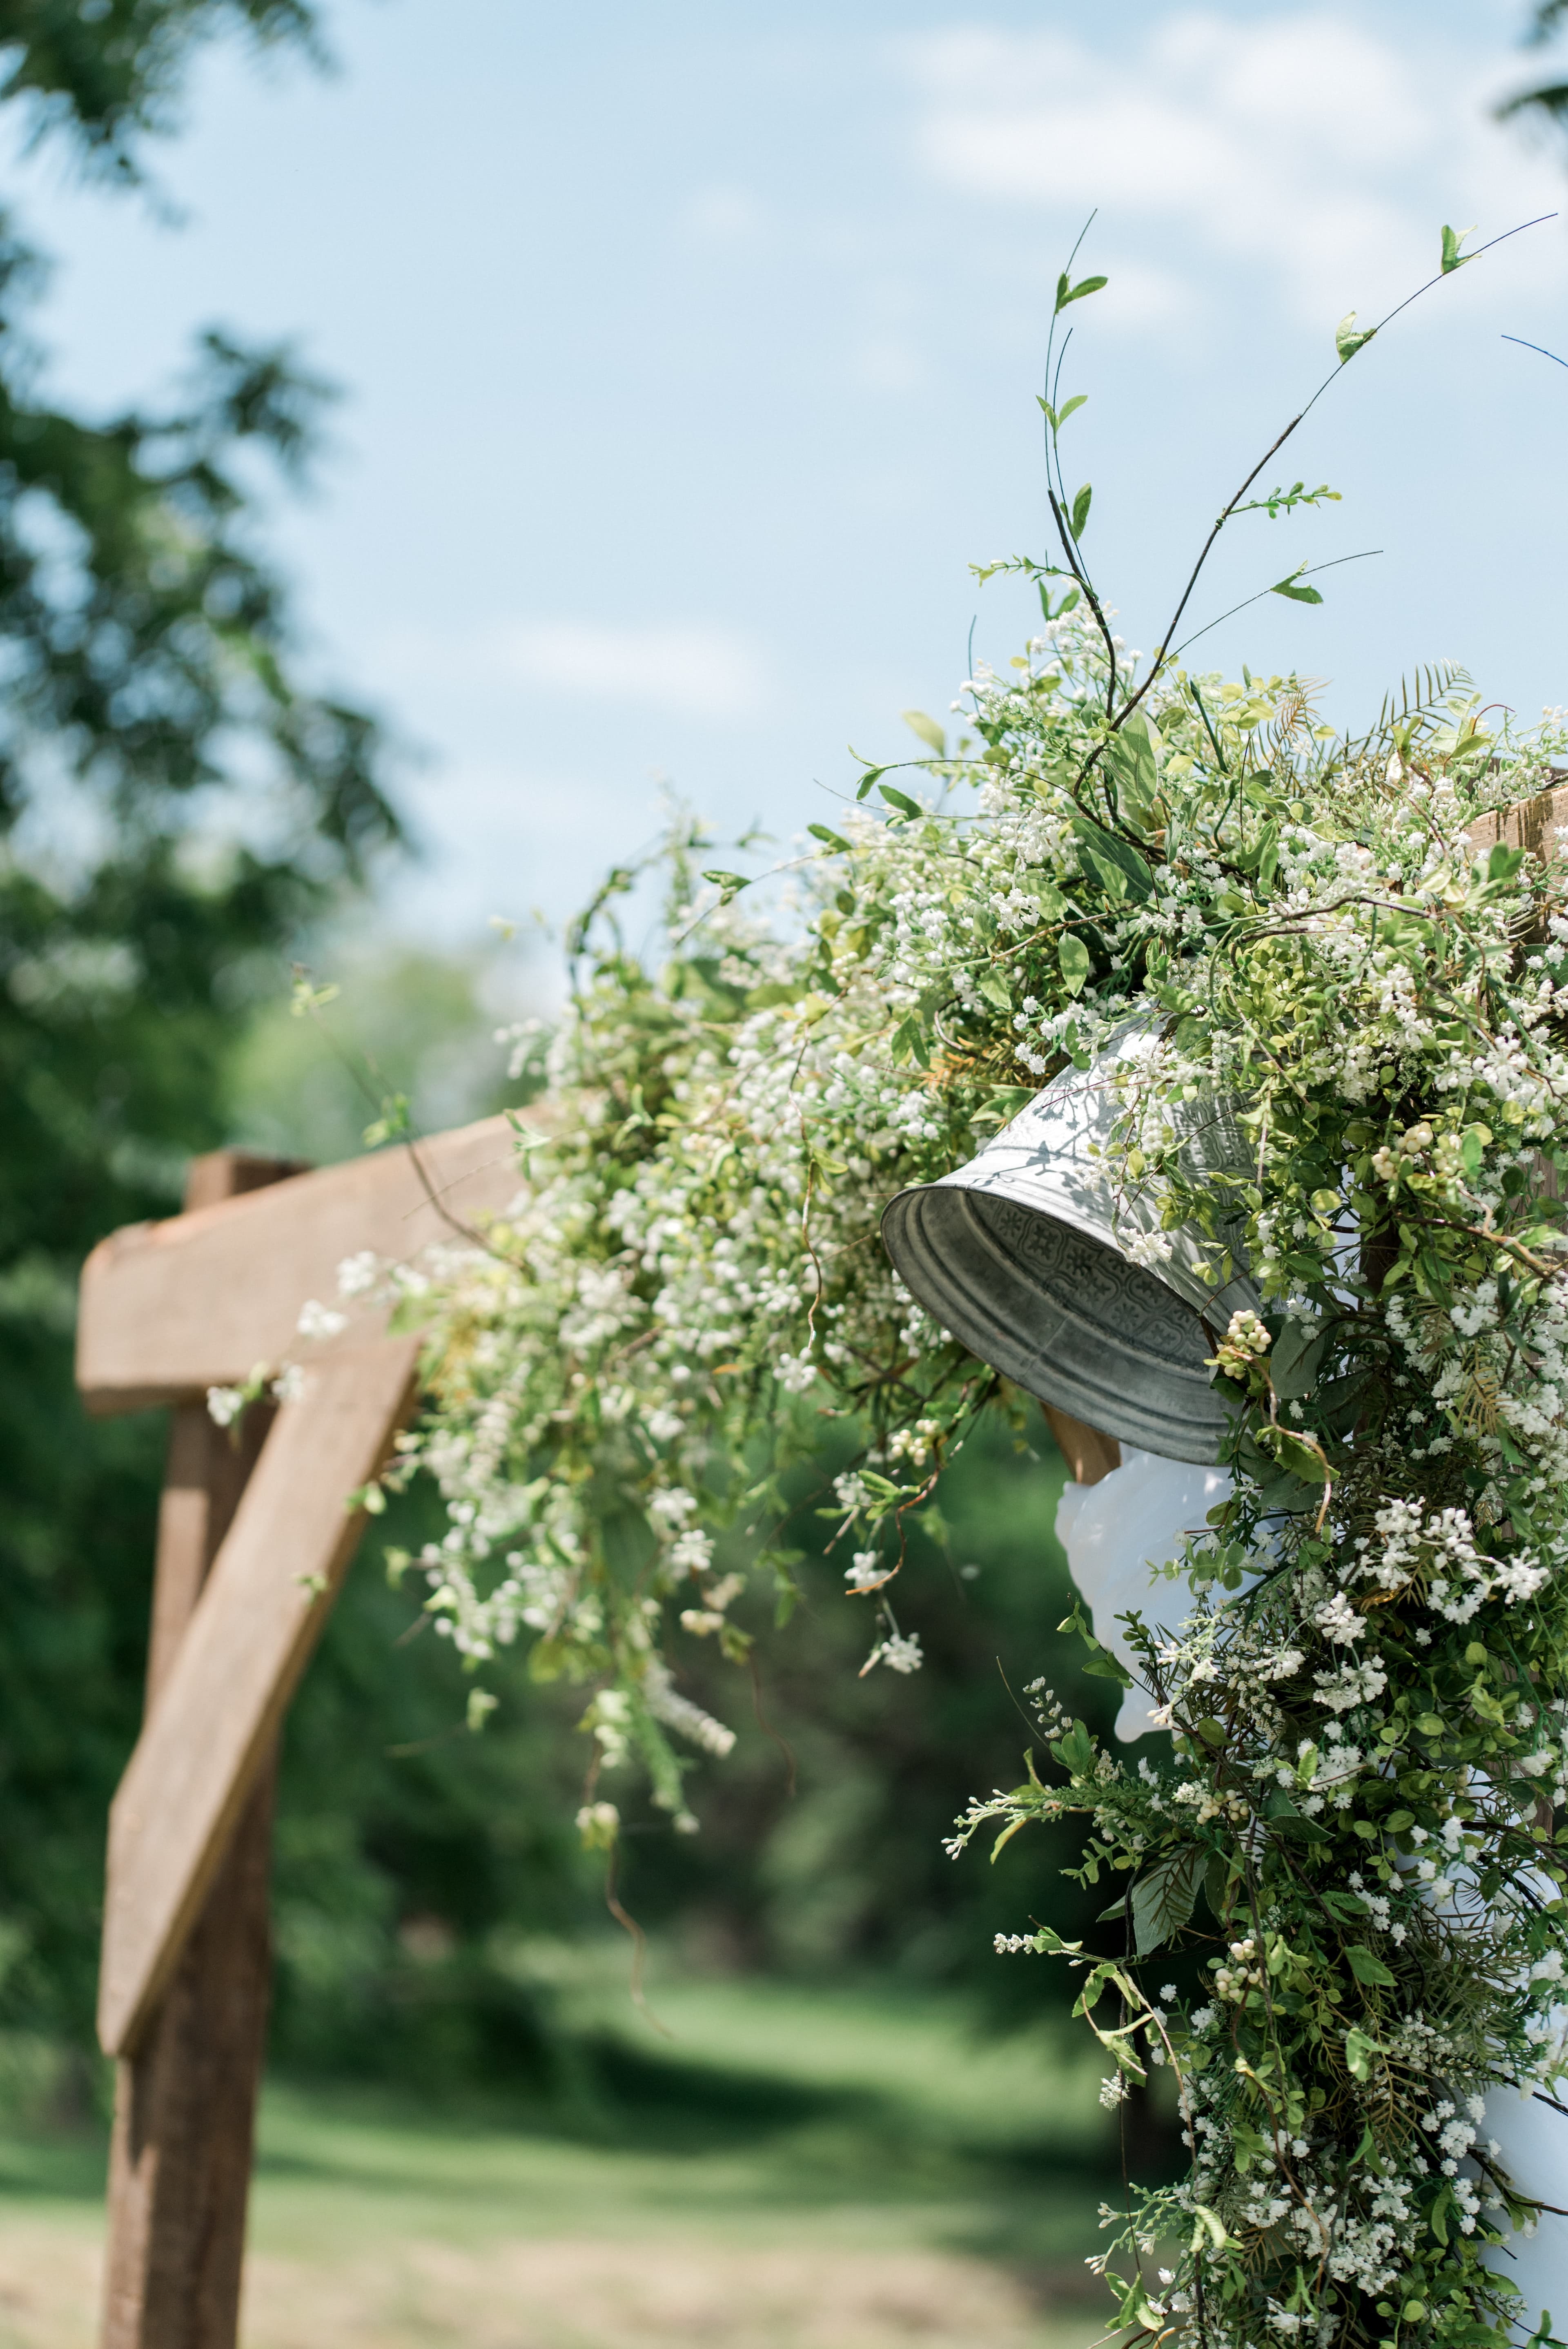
76 1112 534 1415
97 1337 420 2057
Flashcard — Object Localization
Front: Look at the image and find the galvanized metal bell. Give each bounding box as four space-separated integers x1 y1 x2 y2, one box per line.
880 1021 1260 1466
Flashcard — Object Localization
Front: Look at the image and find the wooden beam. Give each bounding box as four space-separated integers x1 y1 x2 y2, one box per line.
76 1116 526 1413
102 1149 303 2349
98 1334 420 2059
1042 1403 1121 1489
1466 782 1568 863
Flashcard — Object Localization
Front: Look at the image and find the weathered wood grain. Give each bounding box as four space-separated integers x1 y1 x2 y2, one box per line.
102 1149 302 2349
98 1335 420 2059
1466 782 1568 863
77 1117 526 1413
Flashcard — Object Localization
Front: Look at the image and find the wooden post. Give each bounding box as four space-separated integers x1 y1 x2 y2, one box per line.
101 1150 303 2349
1042 1401 1120 1488
70 1117 529 2338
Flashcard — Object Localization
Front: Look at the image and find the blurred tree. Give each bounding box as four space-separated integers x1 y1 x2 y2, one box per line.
0 0 404 2050
263 1403 1109 2093
602 1409 1117 2020
0 1 321 179
0 0 1106 2093
1498 2 1568 135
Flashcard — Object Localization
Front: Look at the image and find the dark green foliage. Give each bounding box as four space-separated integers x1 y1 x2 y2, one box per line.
606 1413 1115 2019
267 1477 599 2088
0 0 322 179
1498 1 1568 131
0 0 396 2049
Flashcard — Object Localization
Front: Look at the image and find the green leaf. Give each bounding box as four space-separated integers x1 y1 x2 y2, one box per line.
1058 1595 1129 1684
1270 1321 1327 1402
806 823 851 852
1049 1719 1097 1778
1335 310 1377 363
879 783 924 820
1263 1785 1332 1843
290 976 340 1018
973 1086 1036 1138
976 970 1012 1013
1190 2204 1228 2254
1345 1943 1396 1989
1071 815 1153 900
1058 932 1091 996
890 1014 929 1068
1055 271 1108 312
1105 713 1159 821
902 709 946 755
1032 1926 1083 1957
1486 842 1527 888
1130 1845 1205 1955
1070 482 1092 537
1079 844 1127 903
1441 223 1474 274
1458 1123 1490 1179
1255 1424 1330 1489
1343 2026 1379 2082
361 1091 411 1149
1038 391 1088 430
701 869 751 900
1271 571 1324 605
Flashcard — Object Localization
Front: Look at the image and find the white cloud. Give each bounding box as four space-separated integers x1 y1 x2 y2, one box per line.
903 12 1559 326
680 185 764 247
377 619 772 723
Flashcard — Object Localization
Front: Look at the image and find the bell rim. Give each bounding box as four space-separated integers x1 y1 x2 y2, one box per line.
880 1178 1232 1469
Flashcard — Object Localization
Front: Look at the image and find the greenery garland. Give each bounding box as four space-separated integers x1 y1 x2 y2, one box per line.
285 230 1568 2347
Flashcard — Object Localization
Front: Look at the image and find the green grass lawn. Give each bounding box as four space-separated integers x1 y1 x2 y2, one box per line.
0 1959 1122 2348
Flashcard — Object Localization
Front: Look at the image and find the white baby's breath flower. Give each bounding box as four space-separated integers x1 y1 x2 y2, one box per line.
296 1297 347 1341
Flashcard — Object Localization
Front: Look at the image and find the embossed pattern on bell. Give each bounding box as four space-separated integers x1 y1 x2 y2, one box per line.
880 1021 1258 1466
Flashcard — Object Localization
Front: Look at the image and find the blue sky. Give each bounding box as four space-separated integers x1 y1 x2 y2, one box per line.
11 0 1568 961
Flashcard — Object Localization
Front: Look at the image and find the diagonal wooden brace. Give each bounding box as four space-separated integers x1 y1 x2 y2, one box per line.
98 1333 421 2060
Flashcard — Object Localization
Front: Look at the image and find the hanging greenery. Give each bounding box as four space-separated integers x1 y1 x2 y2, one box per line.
276 224 1568 2346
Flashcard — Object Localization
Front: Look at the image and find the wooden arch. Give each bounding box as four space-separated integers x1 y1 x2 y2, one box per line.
71 782 1565 2347
76 1118 523 2349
